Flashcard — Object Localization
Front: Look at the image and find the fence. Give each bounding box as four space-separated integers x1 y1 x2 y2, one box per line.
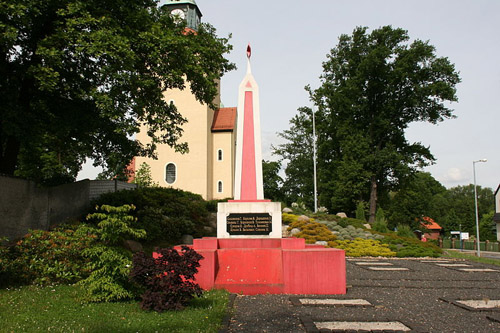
442 238 500 252
0 175 137 241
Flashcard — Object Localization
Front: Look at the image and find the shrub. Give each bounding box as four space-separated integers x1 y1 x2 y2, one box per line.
355 202 366 221
288 218 336 244
6 227 96 286
373 209 390 233
92 187 211 243
130 246 203 312
87 205 146 244
396 224 417 238
380 232 442 257
332 238 396 257
79 205 146 302
282 213 298 225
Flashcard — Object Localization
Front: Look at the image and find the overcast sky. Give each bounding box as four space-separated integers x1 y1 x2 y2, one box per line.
80 0 499 190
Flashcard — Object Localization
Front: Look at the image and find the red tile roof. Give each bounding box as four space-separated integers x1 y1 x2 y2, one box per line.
420 216 442 230
212 107 236 132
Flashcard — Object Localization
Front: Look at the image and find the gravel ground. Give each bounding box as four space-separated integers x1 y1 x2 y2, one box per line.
222 258 500 332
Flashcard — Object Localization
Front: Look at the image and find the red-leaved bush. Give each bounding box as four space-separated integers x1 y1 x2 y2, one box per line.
130 246 203 311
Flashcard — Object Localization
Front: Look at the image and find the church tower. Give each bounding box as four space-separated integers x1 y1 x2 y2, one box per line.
163 0 202 31
133 0 236 200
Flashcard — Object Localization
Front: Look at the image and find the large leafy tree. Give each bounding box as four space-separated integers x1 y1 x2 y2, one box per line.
262 160 284 202
0 0 234 184
273 107 315 207
429 184 494 235
278 26 460 221
387 172 446 229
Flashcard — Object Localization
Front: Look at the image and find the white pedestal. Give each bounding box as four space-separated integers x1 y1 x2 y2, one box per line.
217 201 282 239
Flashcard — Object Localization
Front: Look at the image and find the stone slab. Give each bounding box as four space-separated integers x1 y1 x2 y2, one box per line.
300 298 371 306
367 267 409 271
458 268 499 272
456 300 500 309
314 321 411 331
355 262 393 266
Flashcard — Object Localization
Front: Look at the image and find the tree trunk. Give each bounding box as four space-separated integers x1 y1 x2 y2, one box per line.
368 175 377 223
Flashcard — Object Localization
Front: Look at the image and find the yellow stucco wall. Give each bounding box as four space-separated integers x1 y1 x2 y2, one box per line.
212 131 235 199
135 80 235 200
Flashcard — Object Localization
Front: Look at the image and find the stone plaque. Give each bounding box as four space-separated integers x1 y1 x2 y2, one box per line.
226 213 272 235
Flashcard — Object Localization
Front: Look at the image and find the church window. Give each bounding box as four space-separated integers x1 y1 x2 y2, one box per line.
165 163 176 184
217 181 223 193
217 149 223 161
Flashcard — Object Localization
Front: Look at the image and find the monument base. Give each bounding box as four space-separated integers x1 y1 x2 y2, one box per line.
175 237 346 295
217 201 282 238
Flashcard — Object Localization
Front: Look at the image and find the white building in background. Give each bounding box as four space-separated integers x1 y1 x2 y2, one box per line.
494 184 500 241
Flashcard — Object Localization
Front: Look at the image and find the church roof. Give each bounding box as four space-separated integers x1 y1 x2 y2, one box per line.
212 107 236 132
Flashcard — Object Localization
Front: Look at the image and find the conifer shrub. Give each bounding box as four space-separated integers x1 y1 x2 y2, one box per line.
396 224 417 238
380 233 442 257
130 246 203 312
287 218 336 244
332 238 396 257
282 212 298 225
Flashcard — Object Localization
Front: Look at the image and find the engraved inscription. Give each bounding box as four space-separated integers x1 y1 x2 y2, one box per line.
226 213 272 235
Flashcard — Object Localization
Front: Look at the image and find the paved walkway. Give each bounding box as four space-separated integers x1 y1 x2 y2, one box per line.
222 257 500 332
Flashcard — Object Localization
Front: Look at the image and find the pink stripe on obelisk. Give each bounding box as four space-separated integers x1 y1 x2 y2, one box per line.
240 90 257 200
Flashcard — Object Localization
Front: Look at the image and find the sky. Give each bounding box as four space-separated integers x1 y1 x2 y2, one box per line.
79 0 499 190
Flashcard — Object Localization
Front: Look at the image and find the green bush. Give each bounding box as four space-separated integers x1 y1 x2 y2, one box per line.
282 213 298 224
79 205 146 302
355 202 366 221
380 232 442 257
4 227 96 286
91 187 211 243
288 218 337 244
373 209 390 233
333 238 396 257
396 224 417 238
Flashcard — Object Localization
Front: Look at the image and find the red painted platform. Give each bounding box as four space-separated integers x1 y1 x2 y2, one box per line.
174 237 346 295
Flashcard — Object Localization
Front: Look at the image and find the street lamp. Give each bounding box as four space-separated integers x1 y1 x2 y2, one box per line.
473 158 487 257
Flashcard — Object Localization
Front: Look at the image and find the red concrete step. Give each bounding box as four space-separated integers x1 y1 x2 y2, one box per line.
214 248 284 289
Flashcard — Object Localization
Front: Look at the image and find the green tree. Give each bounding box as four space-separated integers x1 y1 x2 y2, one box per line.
0 0 234 184
355 202 366 221
277 26 460 221
133 162 158 188
387 172 446 229
262 160 284 202
429 184 494 235
274 108 315 208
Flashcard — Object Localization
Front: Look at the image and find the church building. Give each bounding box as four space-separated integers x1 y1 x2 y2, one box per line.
132 0 237 200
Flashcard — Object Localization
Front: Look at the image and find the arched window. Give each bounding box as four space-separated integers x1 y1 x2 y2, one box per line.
217 149 223 161
217 181 223 193
165 163 176 184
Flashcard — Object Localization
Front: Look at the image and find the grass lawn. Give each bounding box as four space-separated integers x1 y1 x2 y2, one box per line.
0 285 229 332
443 249 500 267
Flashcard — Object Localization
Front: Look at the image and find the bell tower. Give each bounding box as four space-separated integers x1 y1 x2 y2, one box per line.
163 0 202 31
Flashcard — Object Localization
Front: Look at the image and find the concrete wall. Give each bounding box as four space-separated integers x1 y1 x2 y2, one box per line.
0 176 137 241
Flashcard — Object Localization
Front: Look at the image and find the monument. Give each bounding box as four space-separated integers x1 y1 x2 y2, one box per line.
176 46 346 295
217 45 282 239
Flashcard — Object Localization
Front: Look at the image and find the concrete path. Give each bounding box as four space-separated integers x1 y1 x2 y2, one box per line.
223 257 500 332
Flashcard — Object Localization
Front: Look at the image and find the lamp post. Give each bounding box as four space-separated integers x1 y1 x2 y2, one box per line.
312 106 318 213
473 159 487 257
